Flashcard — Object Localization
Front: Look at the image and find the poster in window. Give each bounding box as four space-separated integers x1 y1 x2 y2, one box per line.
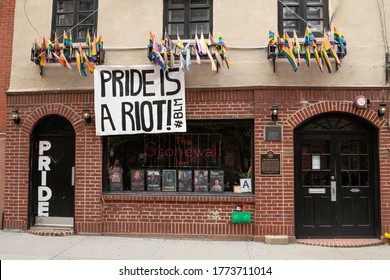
194 170 209 192
162 170 176 191
178 170 193 192
130 169 145 191
240 178 252 193
146 169 161 191
210 170 224 192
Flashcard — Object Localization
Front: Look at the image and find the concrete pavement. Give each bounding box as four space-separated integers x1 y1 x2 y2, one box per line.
0 230 389 260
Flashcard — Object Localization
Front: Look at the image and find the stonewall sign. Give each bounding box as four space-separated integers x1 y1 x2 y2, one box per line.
94 65 186 135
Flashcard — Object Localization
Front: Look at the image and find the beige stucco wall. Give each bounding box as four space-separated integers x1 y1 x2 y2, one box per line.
9 0 389 91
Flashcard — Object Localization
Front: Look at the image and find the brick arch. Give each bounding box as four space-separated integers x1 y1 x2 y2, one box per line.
20 103 85 136
283 101 387 130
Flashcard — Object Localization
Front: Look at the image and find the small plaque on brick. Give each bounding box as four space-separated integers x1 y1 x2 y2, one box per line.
264 125 282 141
261 151 281 176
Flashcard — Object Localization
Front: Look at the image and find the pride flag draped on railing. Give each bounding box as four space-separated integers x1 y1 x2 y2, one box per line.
147 31 230 72
31 30 104 76
268 26 346 73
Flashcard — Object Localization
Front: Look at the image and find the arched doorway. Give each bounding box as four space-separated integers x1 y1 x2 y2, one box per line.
29 115 75 228
294 113 380 238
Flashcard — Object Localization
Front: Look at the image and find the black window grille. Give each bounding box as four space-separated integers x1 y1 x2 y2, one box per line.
164 0 213 39
52 0 98 42
278 0 329 37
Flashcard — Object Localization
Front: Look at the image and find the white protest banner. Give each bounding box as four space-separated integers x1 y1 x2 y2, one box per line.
94 65 186 135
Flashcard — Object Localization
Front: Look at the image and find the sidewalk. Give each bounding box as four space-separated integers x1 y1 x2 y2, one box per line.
0 230 389 260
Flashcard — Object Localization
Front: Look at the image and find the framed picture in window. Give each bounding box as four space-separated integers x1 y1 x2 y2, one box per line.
210 170 224 192
162 170 176 191
130 169 145 191
178 170 193 192
194 169 209 192
146 169 161 191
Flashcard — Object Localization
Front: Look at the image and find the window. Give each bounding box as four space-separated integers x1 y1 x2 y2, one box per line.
52 0 98 42
103 120 253 193
278 0 329 37
164 0 213 39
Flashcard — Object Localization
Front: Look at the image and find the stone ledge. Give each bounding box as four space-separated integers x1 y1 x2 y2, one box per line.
264 235 289 245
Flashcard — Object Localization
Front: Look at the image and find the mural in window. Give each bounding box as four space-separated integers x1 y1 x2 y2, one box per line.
103 120 253 193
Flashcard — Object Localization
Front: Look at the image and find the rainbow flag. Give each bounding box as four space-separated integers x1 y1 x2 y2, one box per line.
61 51 72 70
83 52 95 73
86 30 91 50
293 30 301 66
304 27 315 45
281 46 298 72
276 31 283 52
41 36 48 50
333 26 346 55
38 51 46 67
32 38 41 51
305 45 311 67
283 32 293 49
52 51 67 67
148 31 154 48
96 35 103 52
247 165 252 178
269 31 275 45
323 29 340 65
69 34 73 56
47 39 54 51
312 41 323 72
91 34 97 59
221 46 230 69
76 51 86 76
54 33 60 52
63 31 70 46
218 33 227 50
321 48 332 73
52 50 72 71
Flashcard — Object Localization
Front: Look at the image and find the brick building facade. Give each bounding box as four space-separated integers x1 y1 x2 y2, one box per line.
0 0 16 229
3 0 390 242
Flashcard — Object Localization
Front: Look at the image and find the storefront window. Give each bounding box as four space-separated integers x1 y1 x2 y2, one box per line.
103 120 253 193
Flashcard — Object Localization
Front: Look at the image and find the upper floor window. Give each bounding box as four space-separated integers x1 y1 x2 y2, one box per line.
164 0 213 39
52 0 98 42
278 0 329 37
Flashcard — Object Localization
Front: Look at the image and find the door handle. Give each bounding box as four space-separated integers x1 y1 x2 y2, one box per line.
331 181 336 202
71 166 75 186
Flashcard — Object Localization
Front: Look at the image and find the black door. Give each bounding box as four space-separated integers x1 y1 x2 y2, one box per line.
29 116 75 227
295 114 379 238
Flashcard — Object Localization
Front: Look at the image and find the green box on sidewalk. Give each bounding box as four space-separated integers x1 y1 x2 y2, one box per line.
231 212 251 224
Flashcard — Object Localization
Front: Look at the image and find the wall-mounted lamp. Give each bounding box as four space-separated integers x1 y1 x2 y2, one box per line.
378 101 387 118
271 104 279 121
82 108 91 124
10 109 20 124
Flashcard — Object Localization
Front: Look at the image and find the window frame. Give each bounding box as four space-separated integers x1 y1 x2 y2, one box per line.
102 120 254 194
163 0 213 39
278 0 329 38
51 0 99 43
